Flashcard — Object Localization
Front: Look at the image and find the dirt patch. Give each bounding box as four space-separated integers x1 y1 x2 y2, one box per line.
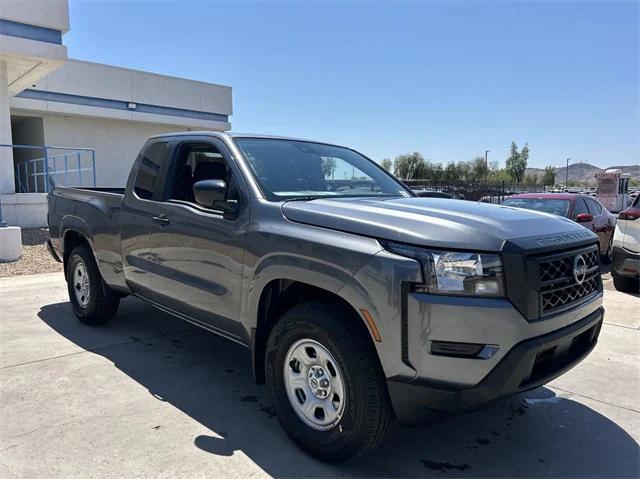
0 228 63 277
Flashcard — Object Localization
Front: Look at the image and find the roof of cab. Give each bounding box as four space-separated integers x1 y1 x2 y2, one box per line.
148 131 347 148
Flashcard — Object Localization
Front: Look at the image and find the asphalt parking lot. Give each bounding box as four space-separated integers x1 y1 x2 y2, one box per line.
1 273 638 478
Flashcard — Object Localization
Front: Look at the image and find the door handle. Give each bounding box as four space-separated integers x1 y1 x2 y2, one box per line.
152 214 170 226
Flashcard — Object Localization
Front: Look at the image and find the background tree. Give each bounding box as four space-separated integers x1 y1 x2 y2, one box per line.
393 152 426 179
321 157 337 178
488 160 500 180
542 165 557 186
380 158 393 172
413 160 430 179
456 161 471 181
431 162 444 181
471 156 489 181
520 143 530 170
506 141 528 183
444 162 459 181
523 173 539 186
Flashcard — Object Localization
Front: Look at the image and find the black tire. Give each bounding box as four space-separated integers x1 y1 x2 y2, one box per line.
265 301 394 462
601 236 613 264
612 271 639 294
66 244 120 325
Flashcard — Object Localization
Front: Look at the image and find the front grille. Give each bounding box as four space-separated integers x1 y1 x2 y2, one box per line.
535 246 601 316
539 248 599 283
541 276 599 312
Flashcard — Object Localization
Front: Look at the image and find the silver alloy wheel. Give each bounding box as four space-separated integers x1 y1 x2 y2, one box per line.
284 338 346 431
73 261 91 307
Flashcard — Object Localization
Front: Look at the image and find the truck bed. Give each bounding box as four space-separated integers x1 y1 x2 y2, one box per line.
48 186 127 291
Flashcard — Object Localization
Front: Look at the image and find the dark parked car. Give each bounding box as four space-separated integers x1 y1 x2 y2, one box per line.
503 193 617 262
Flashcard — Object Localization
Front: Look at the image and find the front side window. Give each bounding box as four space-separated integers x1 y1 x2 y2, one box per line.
168 142 239 207
502 198 571 217
234 138 410 201
134 141 170 200
574 198 589 218
586 198 603 216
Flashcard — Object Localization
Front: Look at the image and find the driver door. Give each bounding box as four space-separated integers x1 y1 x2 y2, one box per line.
147 138 250 342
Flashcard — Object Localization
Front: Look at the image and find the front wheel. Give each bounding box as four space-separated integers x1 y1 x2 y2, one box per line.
612 270 639 294
66 244 120 325
265 302 394 462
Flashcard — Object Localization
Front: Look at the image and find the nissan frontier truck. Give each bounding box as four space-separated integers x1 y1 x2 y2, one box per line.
47 132 604 461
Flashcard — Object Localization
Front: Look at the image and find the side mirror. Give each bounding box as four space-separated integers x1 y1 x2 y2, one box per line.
193 179 226 207
575 213 593 223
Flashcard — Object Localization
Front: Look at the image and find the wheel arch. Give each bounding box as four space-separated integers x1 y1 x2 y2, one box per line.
61 228 93 277
251 278 381 384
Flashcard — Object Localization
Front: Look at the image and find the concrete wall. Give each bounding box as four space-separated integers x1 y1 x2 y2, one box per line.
43 115 194 187
0 0 69 32
0 193 47 228
36 60 232 116
11 60 232 132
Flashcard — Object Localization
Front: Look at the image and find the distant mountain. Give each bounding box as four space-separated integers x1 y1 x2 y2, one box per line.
525 162 639 185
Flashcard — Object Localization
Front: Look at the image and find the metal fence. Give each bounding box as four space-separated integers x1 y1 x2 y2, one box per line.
0 144 96 193
404 180 547 203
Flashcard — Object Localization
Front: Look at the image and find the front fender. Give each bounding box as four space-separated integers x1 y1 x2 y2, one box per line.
242 252 364 329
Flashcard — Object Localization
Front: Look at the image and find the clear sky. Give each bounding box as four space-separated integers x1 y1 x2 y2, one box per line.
64 0 639 169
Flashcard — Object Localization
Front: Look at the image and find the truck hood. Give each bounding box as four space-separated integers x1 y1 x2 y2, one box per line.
282 197 593 251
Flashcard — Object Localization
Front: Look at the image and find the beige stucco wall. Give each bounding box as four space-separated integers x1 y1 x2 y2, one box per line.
32 59 232 116
43 115 199 187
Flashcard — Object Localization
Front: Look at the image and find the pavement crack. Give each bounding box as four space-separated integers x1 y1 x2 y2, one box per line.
3 410 143 440
603 321 640 331
549 386 640 413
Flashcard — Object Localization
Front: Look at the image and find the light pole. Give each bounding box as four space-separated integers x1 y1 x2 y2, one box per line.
484 150 490 181
565 158 570 189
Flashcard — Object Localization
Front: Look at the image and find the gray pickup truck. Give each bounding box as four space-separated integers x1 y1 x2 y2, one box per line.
48 132 604 462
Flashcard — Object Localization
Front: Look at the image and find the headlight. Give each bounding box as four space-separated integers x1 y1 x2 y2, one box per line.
381 241 505 297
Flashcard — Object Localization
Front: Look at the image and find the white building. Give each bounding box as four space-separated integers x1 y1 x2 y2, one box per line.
0 0 232 239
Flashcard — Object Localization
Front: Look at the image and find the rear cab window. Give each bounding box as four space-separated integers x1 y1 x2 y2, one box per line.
133 141 171 200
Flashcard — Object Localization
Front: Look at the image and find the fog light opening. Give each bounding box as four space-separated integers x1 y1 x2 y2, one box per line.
430 341 499 359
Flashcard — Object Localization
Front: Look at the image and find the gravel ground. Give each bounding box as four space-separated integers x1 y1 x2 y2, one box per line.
0 228 63 278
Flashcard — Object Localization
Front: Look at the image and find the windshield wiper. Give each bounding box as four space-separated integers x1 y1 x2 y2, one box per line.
282 196 322 203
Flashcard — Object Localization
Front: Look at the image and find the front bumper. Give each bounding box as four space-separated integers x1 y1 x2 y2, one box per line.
612 246 640 278
388 307 603 423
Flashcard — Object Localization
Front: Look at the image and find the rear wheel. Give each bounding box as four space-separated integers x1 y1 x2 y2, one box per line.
66 244 120 325
265 302 394 462
612 270 639 294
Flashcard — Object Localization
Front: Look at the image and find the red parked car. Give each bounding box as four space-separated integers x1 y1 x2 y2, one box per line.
502 193 617 262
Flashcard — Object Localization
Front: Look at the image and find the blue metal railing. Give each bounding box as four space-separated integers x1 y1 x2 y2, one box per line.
0 144 96 193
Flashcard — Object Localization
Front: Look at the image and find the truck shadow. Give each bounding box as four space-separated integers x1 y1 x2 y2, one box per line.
38 299 639 478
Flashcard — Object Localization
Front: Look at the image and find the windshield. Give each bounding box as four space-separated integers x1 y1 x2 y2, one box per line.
502 198 571 217
234 138 411 200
